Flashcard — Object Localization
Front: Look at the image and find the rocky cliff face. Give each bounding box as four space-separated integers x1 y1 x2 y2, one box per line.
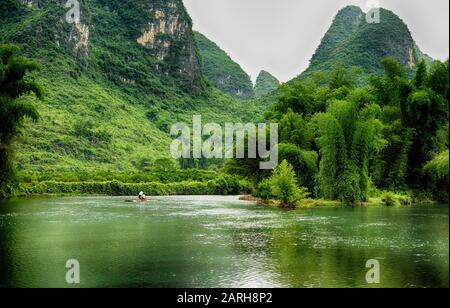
0 0 256 173
17 0 90 58
137 1 187 60
4 0 204 92
135 0 202 90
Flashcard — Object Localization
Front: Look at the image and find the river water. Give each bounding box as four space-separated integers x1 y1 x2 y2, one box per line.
0 196 448 288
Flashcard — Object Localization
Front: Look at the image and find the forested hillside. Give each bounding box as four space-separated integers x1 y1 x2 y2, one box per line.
0 0 261 173
0 2 448 203
254 70 280 97
226 58 449 203
294 6 433 83
194 31 254 99
253 6 437 115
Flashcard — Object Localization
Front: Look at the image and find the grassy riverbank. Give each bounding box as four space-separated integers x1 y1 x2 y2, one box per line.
15 170 253 197
240 191 439 209
17 179 252 197
15 170 439 208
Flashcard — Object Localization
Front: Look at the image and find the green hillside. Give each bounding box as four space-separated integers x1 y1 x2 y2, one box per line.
0 0 261 173
252 5 436 110
294 6 433 83
254 70 280 97
194 31 254 99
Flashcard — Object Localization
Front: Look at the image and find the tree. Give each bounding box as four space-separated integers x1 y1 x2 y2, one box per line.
269 160 308 208
423 150 449 202
381 57 405 81
413 59 428 89
269 82 316 118
0 44 42 197
371 58 448 189
426 60 449 98
279 110 310 147
278 143 318 194
403 89 448 181
313 101 385 204
328 63 361 90
370 57 410 107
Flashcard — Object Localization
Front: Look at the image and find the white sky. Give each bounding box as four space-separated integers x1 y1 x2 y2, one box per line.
183 0 450 83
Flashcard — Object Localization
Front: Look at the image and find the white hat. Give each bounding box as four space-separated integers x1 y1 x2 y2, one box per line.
139 191 144 196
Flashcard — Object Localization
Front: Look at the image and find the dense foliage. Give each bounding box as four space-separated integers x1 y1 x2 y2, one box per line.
18 173 253 196
0 44 42 197
295 6 433 83
1 2 448 204
257 160 309 208
0 0 265 175
227 58 449 204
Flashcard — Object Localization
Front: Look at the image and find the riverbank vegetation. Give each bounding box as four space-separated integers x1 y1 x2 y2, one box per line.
0 45 448 206
256 160 309 208
16 161 253 196
228 58 449 207
18 174 252 197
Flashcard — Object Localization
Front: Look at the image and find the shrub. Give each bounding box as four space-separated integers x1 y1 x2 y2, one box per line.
257 179 273 201
381 192 399 207
270 160 309 208
424 150 449 202
398 194 413 206
18 178 253 196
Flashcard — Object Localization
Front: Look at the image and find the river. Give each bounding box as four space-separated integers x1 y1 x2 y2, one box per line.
0 196 448 288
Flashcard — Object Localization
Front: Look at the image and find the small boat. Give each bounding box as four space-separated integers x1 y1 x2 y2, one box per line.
125 199 150 203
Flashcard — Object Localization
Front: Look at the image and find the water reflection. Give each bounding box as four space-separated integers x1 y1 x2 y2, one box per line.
0 196 448 288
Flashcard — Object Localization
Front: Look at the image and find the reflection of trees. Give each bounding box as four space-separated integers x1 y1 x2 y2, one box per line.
0 209 15 287
1 199 448 288
225 207 449 288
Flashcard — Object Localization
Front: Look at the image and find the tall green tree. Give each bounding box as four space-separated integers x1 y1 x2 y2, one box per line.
0 44 42 197
400 60 449 184
424 150 449 202
426 60 449 98
403 88 448 181
413 59 428 89
371 58 448 189
328 63 361 91
278 143 318 193
313 101 385 204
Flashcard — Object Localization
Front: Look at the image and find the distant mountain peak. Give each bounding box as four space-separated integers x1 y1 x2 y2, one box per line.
254 70 280 97
296 5 432 83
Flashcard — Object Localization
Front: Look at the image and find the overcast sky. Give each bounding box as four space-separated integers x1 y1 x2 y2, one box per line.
183 0 449 83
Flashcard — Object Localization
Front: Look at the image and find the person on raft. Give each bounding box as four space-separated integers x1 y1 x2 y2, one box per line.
138 191 146 201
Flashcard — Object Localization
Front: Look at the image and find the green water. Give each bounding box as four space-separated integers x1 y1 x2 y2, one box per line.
0 196 448 288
